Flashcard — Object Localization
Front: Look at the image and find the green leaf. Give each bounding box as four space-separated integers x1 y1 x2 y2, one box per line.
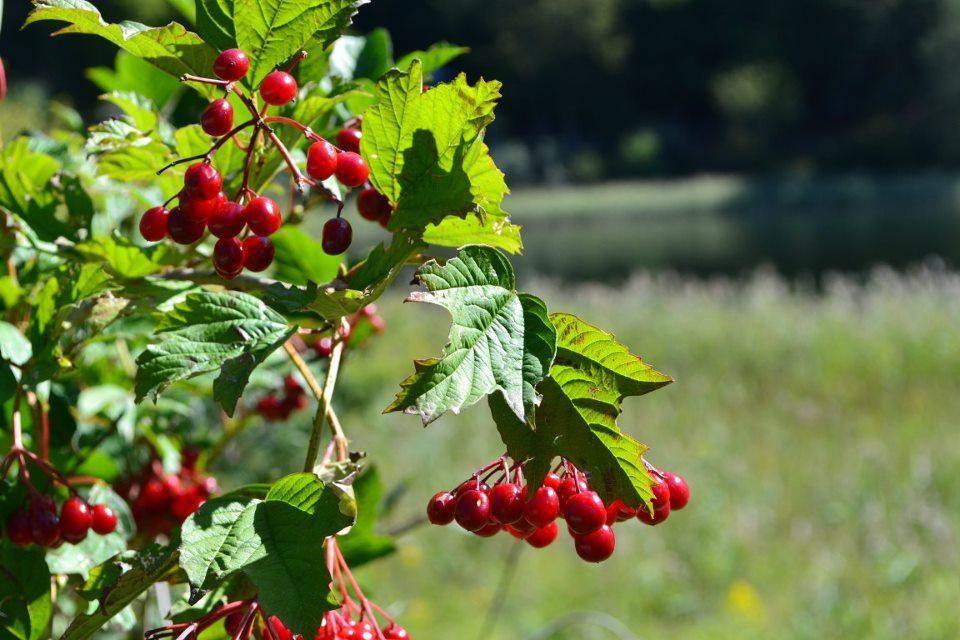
490 313 672 508
76 235 174 279
135 291 296 415
59 544 180 640
87 52 182 109
396 42 469 77
0 138 66 243
45 485 135 577
385 246 556 424
25 0 218 94
178 474 356 636
0 322 32 366
271 226 342 286
227 0 369 85
329 29 393 81
362 60 513 238
338 466 396 568
423 213 522 255
0 545 51 640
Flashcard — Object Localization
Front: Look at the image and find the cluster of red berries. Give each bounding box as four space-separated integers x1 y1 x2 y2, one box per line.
229 611 409 640
311 304 385 358
116 453 217 538
255 374 308 421
139 48 385 275
3 494 118 548
426 458 690 563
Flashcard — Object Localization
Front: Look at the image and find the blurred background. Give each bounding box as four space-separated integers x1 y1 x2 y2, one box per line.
3 1 960 638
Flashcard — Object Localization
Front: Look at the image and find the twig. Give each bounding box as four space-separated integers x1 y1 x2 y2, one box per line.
302 320 348 470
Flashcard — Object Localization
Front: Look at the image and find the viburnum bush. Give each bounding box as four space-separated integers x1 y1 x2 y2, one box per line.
0 1 687 639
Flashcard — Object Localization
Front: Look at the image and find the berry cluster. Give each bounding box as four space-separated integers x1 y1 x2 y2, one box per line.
138 48 388 277
116 454 217 538
1 448 118 548
148 541 408 640
426 457 690 563
255 374 308 421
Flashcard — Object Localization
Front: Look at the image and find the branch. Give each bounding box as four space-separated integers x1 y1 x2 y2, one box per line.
302 320 348 470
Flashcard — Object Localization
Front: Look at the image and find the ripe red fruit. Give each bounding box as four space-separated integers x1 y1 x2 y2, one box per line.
525 521 559 548
314 336 333 358
181 191 226 223
166 207 206 244
5 510 32 546
266 616 294 640
563 491 607 535
636 501 669 526
29 501 61 547
574 524 616 562
427 491 457 525
382 624 409 640
322 217 352 255
208 201 246 238
334 152 369 187
650 477 671 512
183 163 222 200
213 237 245 278
242 236 275 272
213 48 249 82
454 489 491 532
543 472 562 489
523 486 560 528
336 127 362 153
260 71 298 106
663 471 690 510
201 98 234 136
489 483 525 525
557 476 589 505
307 139 339 181
139 206 169 241
244 197 281 236
605 499 636 524
356 187 391 222
171 487 204 521
60 497 93 543
473 521 501 537
91 504 118 534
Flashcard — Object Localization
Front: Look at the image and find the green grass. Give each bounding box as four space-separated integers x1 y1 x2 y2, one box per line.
216 266 960 640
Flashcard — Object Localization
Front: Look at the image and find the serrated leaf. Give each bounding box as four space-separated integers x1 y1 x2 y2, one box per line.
0 321 32 366
225 0 369 85
423 213 522 254
396 42 469 77
490 313 672 508
179 497 260 589
271 226 341 286
0 545 51 640
59 544 179 640
386 246 555 424
75 235 174 279
25 0 218 95
362 60 514 238
135 291 296 415
0 138 65 243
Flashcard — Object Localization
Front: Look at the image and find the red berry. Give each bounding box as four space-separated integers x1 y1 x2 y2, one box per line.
266 616 294 640
473 520 501 537
201 98 234 136
29 500 61 547
356 187 391 222
557 476 589 505
60 497 93 543
563 491 607 535
336 127 362 153
650 477 671 512
171 486 204 521
181 191 226 223
260 71 298 106
243 236 275 272
91 504 118 534
489 483 525 525
454 489 491 532
574 524 616 562
523 485 559 528
5 509 32 546
314 336 333 358
334 152 369 188
213 237 245 277
208 201 246 238
183 163 222 200
382 624 408 640
139 206 169 241
426 491 457 525
322 217 352 255
244 197 281 236
504 522 534 539
213 48 249 81
141 476 170 507
663 472 690 510
283 374 303 396
224 610 246 637
605 499 637 524
307 139 339 181
543 472 562 489
525 521 558 548
636 501 670 526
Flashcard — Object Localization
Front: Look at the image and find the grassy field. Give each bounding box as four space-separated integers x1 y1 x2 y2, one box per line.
216 265 960 640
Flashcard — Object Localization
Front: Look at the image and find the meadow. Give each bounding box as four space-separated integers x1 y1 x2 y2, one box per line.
215 264 960 640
